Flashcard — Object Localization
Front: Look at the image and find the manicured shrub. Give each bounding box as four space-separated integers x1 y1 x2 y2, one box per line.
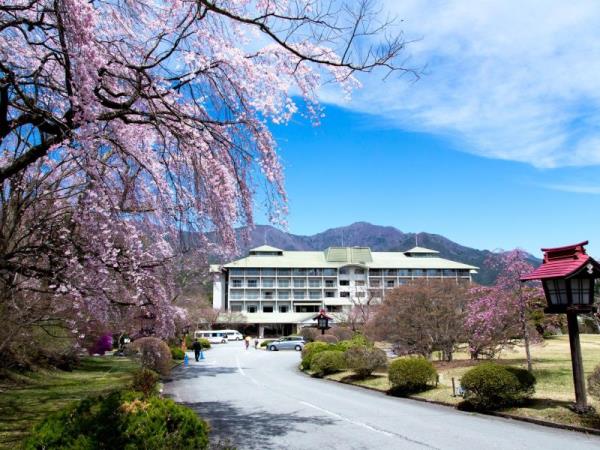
300 341 331 370
314 334 338 344
345 346 388 379
388 357 437 396
170 347 185 360
24 391 209 450
311 350 346 377
460 363 536 410
131 368 160 397
331 327 354 342
300 327 319 342
131 337 172 376
260 340 274 348
588 364 600 400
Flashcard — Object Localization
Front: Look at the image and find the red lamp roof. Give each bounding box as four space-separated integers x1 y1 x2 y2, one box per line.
312 309 333 320
521 241 596 281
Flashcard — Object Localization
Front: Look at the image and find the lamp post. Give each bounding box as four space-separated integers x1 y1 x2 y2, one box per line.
521 241 599 413
314 309 332 335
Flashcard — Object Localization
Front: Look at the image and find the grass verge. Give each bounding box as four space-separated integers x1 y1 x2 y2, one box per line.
326 335 600 430
0 356 140 448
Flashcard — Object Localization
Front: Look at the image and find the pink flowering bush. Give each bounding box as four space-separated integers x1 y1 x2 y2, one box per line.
88 334 113 356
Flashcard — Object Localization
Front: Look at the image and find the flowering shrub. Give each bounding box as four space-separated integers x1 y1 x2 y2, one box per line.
88 334 113 355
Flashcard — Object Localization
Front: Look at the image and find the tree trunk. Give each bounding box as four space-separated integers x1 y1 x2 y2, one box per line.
518 284 533 372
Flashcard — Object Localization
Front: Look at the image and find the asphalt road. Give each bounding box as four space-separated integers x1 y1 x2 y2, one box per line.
164 344 600 450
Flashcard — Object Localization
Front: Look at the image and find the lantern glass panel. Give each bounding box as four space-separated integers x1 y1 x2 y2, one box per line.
544 279 568 305
570 278 592 305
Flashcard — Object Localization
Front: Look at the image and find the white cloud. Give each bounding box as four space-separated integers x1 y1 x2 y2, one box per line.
541 184 600 194
323 0 600 168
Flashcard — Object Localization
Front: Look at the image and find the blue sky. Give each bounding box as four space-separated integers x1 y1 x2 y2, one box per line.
256 0 600 257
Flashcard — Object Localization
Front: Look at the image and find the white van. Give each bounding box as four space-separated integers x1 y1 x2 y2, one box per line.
221 329 244 341
194 330 228 344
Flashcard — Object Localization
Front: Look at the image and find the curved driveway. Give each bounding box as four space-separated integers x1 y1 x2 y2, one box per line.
164 344 600 450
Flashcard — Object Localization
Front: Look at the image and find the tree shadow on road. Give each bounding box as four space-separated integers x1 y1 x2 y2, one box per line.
183 400 336 449
167 365 239 381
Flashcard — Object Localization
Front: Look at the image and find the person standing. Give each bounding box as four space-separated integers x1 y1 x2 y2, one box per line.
192 338 202 362
244 335 250 350
254 337 259 349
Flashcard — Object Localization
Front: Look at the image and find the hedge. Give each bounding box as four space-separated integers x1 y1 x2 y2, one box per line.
311 350 346 377
345 346 387 379
460 363 536 410
388 357 437 396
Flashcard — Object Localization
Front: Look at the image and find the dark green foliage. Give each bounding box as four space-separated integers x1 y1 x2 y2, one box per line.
460 363 536 410
199 338 211 350
311 350 346 377
588 364 600 400
260 340 274 348
345 346 388 379
24 391 209 449
388 357 437 396
170 347 185 360
131 368 160 397
300 341 330 370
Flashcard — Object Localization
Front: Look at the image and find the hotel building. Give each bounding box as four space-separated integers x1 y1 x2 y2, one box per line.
210 245 478 336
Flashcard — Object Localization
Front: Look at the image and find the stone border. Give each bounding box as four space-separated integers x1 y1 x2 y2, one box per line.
313 371 600 437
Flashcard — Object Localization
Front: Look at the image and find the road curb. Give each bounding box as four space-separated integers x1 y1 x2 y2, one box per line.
311 371 600 437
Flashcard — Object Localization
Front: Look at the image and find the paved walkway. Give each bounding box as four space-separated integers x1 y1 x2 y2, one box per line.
164 344 600 450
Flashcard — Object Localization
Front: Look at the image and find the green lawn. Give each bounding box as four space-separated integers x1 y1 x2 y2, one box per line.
327 335 600 429
0 356 140 448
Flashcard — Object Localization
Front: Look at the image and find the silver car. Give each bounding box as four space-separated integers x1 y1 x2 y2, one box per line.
267 336 305 351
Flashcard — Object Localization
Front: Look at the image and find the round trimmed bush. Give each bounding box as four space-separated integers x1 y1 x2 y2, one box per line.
300 341 331 370
260 340 274 348
170 347 185 360
311 350 346 377
588 364 600 400
460 363 536 410
24 391 209 449
388 357 437 396
345 346 388 379
130 337 172 376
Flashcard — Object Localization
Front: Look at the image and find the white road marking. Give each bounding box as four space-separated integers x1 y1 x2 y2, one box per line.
299 401 438 449
235 357 245 376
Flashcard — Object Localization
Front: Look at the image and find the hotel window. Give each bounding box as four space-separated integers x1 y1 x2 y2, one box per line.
340 292 350 297
355 280 365 286
246 268 259 276
323 268 337 276
278 291 290 299
263 305 274 313
231 279 243 287
309 290 321 299
370 279 381 287
308 279 321 288
459 270 470 277
247 305 257 313
307 268 322 276
246 290 259 299
325 291 335 298
443 270 456 276
325 280 336 287
369 269 382 276
247 279 258 288
262 268 276 276
278 279 290 287
279 305 289 313
295 305 319 313
386 280 395 288
413 269 425 277
356 292 366 297
354 268 365 275
293 268 307 276
230 291 243 300
263 291 274 300
293 279 305 288
339 280 349 286
262 278 274 288
398 269 410 277
427 269 440 277
230 303 242 312
385 269 397 276
230 268 244 276
339 268 348 275
278 268 291 276
293 291 305 300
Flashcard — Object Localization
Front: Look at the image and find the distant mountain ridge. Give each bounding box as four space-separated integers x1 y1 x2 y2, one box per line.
233 221 540 286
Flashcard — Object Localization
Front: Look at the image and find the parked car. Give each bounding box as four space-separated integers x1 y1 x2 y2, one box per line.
267 336 305 351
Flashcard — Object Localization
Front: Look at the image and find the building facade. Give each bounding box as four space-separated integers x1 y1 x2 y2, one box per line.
211 245 478 337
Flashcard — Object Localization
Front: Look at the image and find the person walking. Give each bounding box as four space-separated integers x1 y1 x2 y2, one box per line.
254 337 259 349
244 335 250 350
192 338 202 362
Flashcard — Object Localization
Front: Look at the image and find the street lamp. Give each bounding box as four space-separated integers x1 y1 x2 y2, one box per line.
521 241 599 413
313 309 332 335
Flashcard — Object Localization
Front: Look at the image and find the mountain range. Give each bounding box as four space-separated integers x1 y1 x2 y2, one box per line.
232 221 540 285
